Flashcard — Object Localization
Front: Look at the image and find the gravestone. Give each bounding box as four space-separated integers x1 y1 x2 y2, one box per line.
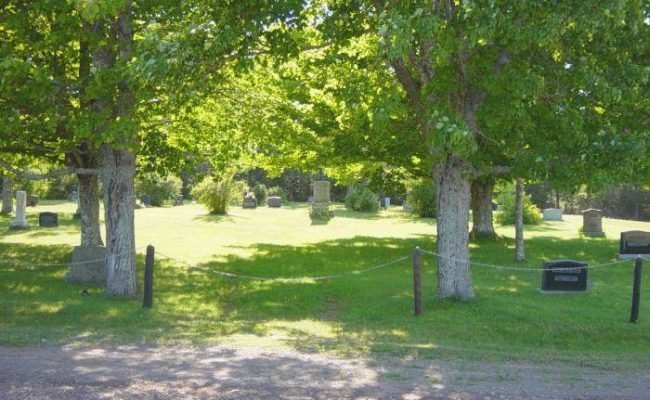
9 190 28 230
65 245 107 286
68 190 79 202
140 194 151 207
267 196 282 208
38 212 58 227
582 208 604 237
619 231 650 260
242 192 257 209
173 195 184 206
27 194 39 207
382 197 391 208
543 208 563 221
541 260 588 293
313 181 330 204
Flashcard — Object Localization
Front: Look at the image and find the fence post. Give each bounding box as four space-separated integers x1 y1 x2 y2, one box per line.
143 245 155 309
630 256 643 323
413 246 422 316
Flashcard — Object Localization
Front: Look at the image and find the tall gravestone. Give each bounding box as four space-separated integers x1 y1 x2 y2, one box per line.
9 190 28 230
582 209 604 237
310 181 332 222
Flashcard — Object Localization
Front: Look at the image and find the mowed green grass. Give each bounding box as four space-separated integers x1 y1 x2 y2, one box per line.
1 200 649 367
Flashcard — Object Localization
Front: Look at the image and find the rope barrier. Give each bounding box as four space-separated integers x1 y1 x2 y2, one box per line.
419 248 631 272
156 251 410 282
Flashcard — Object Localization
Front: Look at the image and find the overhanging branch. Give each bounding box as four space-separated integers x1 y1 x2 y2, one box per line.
0 159 98 180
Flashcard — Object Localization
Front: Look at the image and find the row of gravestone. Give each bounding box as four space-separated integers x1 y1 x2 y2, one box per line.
242 193 283 209
542 208 605 236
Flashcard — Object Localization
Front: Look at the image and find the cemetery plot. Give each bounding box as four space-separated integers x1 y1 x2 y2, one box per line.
619 231 650 260
541 260 588 292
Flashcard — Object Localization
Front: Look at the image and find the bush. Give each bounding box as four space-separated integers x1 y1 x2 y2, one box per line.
268 185 288 200
191 175 239 215
407 179 437 218
251 183 267 205
229 180 249 205
135 174 182 206
496 186 542 225
345 186 379 212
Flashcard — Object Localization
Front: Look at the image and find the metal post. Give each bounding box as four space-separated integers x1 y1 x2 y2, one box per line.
630 256 642 323
143 245 155 308
413 246 422 316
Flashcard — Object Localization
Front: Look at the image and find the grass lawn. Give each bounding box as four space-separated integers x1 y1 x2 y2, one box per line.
1 200 649 367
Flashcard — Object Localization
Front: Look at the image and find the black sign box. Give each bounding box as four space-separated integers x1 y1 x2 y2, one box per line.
38 212 59 227
541 260 588 292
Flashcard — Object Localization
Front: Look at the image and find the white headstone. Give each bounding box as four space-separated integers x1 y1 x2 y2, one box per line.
543 208 563 221
10 190 28 229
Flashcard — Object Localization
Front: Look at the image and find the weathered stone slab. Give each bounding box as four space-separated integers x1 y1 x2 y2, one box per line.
38 212 58 227
267 196 282 208
543 208 563 221
313 181 330 203
10 190 28 230
582 208 604 237
65 246 107 286
242 193 257 209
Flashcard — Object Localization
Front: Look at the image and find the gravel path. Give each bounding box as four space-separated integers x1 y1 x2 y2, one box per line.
0 344 648 399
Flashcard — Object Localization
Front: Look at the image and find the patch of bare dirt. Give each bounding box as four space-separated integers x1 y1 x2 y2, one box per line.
0 344 647 399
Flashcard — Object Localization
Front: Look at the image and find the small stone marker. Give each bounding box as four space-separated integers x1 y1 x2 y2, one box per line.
38 212 58 227
65 245 107 286
267 196 282 208
140 194 151 207
543 208 563 221
582 208 604 237
9 190 28 230
173 194 184 206
242 192 257 209
619 231 650 260
541 260 588 292
27 194 39 207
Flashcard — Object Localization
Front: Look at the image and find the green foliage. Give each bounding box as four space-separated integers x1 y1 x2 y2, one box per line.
309 206 333 222
229 180 249 206
496 185 542 225
191 175 238 215
135 175 182 207
407 179 436 218
345 186 379 212
251 183 267 205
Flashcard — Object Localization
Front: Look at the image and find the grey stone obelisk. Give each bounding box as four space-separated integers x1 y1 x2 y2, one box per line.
10 190 28 230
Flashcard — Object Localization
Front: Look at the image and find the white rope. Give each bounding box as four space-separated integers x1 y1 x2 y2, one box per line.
156 251 410 282
419 248 631 272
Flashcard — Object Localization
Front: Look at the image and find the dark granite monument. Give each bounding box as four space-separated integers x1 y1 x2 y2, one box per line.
541 260 588 292
619 231 650 260
242 193 257 209
38 212 58 227
267 196 282 208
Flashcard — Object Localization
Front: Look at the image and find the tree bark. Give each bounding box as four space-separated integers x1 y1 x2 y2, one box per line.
435 156 474 300
103 145 137 296
78 173 103 247
1 175 13 215
515 178 525 262
470 178 496 239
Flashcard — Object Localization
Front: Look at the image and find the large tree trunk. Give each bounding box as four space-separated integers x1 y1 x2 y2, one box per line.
1 175 13 215
435 156 474 300
470 178 496 239
103 146 137 296
515 178 525 262
78 174 103 247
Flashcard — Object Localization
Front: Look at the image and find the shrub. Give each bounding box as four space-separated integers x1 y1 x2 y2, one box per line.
136 174 182 206
345 186 379 212
268 185 288 200
251 183 267 205
309 205 333 222
407 179 437 218
496 186 542 225
191 175 238 215
229 180 249 205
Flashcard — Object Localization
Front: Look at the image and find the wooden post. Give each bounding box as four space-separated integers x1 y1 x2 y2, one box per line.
143 245 155 308
630 256 642 323
413 246 422 316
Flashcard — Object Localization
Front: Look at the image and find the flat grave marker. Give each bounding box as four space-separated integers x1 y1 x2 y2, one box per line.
38 212 59 227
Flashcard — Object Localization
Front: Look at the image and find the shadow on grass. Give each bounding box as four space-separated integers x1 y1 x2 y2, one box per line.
1 234 647 366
